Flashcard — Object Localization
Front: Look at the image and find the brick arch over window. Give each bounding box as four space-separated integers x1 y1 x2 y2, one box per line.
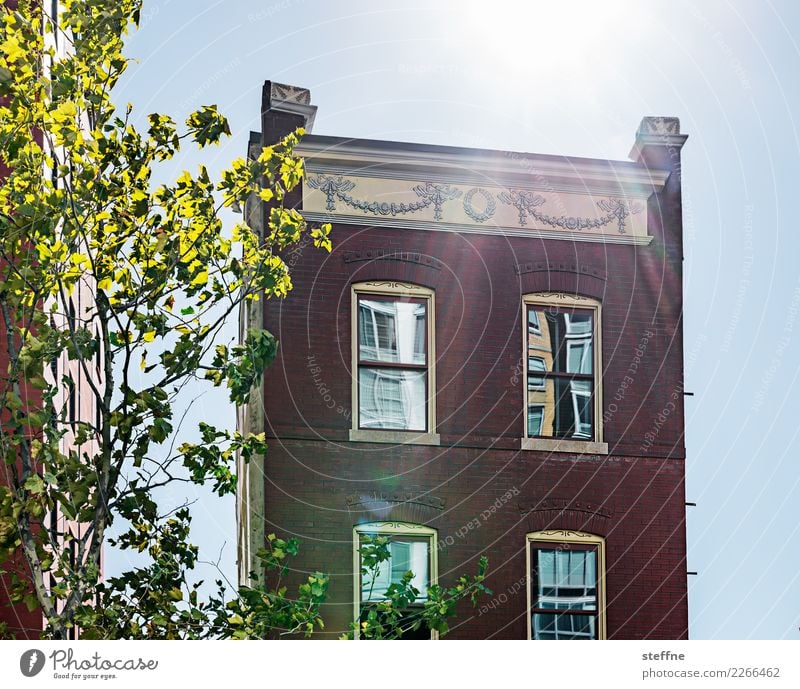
517 268 607 303
524 508 612 536
342 253 445 293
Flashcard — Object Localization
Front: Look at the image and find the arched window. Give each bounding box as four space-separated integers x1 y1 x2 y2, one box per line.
353 522 438 639
350 282 438 444
527 530 606 640
522 293 607 453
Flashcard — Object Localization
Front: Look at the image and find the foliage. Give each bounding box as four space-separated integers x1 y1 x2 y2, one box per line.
76 526 328 639
349 535 491 640
0 0 330 639
0 0 487 641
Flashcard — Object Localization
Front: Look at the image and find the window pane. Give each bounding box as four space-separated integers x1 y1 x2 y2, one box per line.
528 356 546 389
534 548 597 611
541 309 593 375
567 340 592 374
533 613 595 640
528 308 541 334
358 299 426 365
527 378 593 439
359 368 426 430
528 405 544 436
361 538 429 602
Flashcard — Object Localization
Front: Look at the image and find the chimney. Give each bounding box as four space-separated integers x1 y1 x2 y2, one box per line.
261 81 317 145
629 117 688 173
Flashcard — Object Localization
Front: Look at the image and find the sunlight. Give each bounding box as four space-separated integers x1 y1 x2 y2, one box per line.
460 1 637 80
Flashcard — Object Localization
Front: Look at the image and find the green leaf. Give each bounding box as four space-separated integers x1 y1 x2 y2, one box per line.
23 474 45 495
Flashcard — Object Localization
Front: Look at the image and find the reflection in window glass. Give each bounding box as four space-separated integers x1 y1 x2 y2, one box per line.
358 295 429 431
359 299 425 365
526 304 596 440
529 309 541 334
528 405 544 436
359 368 426 430
531 546 599 640
528 356 546 389
361 538 429 602
357 526 435 640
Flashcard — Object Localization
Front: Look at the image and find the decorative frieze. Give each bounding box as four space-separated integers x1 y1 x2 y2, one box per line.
303 173 649 242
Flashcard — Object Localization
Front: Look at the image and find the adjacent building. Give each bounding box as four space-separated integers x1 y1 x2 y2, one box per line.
0 0 101 639
237 81 690 639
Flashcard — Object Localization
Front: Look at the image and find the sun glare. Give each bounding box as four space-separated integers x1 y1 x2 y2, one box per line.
461 1 635 79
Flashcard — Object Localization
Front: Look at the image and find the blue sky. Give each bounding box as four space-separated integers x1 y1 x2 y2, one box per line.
112 0 800 639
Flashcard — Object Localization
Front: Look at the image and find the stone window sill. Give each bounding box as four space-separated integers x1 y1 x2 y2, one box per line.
349 429 441 446
520 437 609 455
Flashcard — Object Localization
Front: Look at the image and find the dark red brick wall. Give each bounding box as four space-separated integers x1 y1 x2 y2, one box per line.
0 267 43 640
265 222 685 458
1 0 42 634
262 440 687 639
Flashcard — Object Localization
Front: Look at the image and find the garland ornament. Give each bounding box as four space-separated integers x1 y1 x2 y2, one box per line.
496 189 545 225
412 182 462 221
499 189 643 234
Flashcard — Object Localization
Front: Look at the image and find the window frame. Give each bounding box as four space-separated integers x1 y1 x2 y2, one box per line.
352 522 439 640
526 530 607 640
350 282 439 444
521 293 607 454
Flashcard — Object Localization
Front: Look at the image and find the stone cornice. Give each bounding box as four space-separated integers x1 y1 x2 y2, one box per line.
297 135 669 198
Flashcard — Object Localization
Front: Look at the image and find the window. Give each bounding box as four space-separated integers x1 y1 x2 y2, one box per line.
528 355 546 390
527 531 606 640
523 293 605 451
351 282 437 441
353 522 437 639
528 404 544 436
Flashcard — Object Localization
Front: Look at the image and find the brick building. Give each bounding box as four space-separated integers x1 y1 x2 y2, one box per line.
237 81 689 639
1 0 101 639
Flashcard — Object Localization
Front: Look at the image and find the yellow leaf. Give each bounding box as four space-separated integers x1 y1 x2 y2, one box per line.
142 331 156 343
97 278 112 291
1 36 25 63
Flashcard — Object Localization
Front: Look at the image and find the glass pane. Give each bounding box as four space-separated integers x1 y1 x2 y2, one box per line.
534 548 597 611
359 368 426 430
361 538 429 602
528 308 541 334
528 356 546 389
527 378 593 439
528 405 544 436
533 613 595 640
538 309 593 375
359 298 426 365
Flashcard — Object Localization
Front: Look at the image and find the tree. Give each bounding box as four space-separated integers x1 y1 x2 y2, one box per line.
0 0 489 640
0 0 333 639
351 536 489 640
